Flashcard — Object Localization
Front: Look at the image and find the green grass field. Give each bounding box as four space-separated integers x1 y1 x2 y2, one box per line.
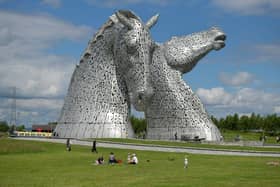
0 138 280 187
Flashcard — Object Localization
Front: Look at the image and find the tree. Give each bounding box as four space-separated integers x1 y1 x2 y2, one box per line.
262 114 278 135
0 121 9 132
212 113 280 133
218 118 226 130
233 113 239 130
223 114 238 130
16 125 25 131
238 115 249 131
254 114 263 130
249 113 257 130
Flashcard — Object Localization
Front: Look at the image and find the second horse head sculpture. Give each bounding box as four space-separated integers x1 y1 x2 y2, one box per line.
146 27 226 141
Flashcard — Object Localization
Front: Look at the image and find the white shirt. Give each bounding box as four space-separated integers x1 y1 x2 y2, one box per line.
132 156 138 164
184 158 188 167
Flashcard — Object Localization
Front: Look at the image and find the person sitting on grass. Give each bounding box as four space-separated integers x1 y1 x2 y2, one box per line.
108 152 117 164
95 156 104 165
128 153 138 164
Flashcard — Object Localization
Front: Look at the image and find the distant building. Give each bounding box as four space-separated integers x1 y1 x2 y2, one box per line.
32 124 56 133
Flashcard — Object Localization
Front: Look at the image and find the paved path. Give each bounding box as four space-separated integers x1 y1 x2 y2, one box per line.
13 137 280 157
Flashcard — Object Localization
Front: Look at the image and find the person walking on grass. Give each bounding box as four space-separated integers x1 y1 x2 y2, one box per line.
66 138 71 151
92 139 98 153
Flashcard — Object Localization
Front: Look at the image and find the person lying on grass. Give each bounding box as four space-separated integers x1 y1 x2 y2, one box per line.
95 156 104 165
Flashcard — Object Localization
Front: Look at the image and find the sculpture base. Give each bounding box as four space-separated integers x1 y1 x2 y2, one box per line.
146 123 222 141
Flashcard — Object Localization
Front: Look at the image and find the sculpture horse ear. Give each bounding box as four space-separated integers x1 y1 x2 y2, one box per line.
115 10 140 30
116 10 159 30
146 13 159 29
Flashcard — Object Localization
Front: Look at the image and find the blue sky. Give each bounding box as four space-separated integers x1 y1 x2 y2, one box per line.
0 0 279 127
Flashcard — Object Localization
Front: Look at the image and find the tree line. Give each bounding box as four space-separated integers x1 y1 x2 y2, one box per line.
211 113 280 134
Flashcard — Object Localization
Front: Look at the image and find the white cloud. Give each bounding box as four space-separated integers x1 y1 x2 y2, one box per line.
41 0 62 8
0 11 90 46
219 72 254 86
0 97 63 126
0 10 93 125
17 98 63 111
197 87 232 105
197 87 280 115
212 0 280 15
0 11 92 98
0 98 63 111
0 55 75 98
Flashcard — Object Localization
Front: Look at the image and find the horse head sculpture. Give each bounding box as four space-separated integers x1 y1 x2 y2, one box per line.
54 10 158 138
114 10 158 111
146 27 226 141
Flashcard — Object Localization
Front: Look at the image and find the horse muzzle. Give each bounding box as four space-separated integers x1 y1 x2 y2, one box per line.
213 32 226 50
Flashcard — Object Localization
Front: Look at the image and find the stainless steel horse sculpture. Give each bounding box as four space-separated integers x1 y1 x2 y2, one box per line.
54 10 156 138
55 10 226 141
146 27 226 141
